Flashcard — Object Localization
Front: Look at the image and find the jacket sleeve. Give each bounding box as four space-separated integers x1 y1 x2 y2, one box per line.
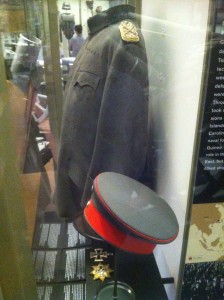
81 40 149 207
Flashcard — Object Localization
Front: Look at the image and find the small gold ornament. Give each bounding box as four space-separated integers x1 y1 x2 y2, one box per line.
119 21 139 42
90 263 113 282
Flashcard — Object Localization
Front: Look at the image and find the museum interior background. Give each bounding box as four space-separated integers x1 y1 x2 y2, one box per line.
1 0 223 300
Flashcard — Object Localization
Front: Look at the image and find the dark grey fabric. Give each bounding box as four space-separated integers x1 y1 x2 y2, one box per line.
55 5 149 218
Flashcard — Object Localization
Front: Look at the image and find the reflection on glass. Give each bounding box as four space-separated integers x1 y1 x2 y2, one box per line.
10 34 41 93
2 1 223 300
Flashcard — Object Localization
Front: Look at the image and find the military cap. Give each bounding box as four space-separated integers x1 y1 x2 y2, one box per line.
74 172 179 255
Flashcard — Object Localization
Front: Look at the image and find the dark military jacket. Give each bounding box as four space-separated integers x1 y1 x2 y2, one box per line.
55 5 149 219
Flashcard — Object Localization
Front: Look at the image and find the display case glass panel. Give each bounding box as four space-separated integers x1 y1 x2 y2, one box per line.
1 1 223 300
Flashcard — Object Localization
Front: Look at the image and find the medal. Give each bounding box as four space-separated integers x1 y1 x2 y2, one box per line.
90 263 113 281
90 248 113 262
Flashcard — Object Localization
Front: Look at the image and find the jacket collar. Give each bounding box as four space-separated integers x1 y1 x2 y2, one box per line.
88 5 136 36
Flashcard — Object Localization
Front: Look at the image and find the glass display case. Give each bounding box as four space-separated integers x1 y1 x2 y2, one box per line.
0 1 223 300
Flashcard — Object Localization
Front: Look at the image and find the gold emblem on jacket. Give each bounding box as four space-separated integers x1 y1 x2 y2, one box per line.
119 21 139 42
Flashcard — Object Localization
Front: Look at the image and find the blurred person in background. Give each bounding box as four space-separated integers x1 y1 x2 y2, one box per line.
69 24 85 57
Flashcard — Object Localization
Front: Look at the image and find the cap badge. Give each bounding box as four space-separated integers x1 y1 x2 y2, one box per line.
119 21 139 42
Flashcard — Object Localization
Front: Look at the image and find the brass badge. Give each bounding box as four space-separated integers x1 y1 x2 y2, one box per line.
119 21 139 42
90 263 113 282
